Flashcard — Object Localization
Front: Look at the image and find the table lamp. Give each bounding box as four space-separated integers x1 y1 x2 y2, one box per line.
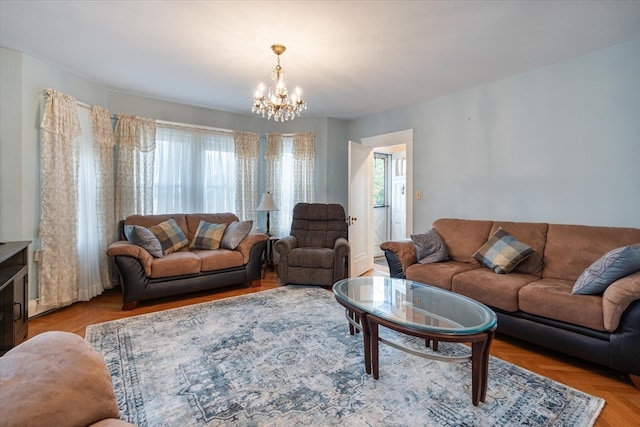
257 192 279 235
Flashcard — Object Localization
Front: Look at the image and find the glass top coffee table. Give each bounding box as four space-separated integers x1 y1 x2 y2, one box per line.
333 276 497 406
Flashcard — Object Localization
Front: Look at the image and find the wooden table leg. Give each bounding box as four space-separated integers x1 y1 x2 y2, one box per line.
471 328 495 406
360 313 371 375
370 319 380 379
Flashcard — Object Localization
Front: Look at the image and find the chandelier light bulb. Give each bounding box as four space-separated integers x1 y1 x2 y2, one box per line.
252 44 307 121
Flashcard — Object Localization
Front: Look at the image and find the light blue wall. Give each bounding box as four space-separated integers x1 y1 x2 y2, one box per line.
347 38 640 230
1 48 23 240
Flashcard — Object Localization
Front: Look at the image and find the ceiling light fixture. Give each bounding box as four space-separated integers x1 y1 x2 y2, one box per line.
252 44 307 121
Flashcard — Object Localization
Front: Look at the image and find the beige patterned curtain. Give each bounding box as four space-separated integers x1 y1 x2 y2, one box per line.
36 88 81 309
92 106 118 289
233 130 260 221
114 114 156 220
293 132 316 204
265 133 283 230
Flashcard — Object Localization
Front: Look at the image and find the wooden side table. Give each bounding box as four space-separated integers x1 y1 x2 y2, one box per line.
260 232 283 278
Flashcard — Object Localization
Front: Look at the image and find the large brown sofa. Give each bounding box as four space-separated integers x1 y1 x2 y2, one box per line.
107 213 267 310
0 331 135 427
381 218 640 385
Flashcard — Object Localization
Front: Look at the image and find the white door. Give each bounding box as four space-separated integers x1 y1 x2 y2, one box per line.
391 151 407 239
348 141 373 277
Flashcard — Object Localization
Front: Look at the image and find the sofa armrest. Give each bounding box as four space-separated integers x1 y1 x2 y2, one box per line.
274 235 298 254
106 241 153 277
603 270 640 332
333 236 350 258
0 331 131 427
274 236 298 284
380 240 416 273
235 233 268 264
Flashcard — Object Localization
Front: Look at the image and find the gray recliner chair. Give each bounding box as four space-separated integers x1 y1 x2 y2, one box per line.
274 203 350 286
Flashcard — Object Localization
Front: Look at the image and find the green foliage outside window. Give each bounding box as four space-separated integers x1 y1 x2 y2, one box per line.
373 155 386 207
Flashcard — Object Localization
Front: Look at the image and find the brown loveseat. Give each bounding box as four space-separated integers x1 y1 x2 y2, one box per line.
0 331 135 427
107 213 267 310
381 218 640 385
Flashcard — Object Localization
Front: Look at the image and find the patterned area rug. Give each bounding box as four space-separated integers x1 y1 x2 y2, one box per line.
85 286 604 426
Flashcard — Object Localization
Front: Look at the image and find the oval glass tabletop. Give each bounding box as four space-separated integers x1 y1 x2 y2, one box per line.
333 276 496 335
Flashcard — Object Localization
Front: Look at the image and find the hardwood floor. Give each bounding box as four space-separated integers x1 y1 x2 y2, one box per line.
28 266 639 426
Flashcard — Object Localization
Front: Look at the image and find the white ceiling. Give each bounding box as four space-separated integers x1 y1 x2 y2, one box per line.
2 1 640 120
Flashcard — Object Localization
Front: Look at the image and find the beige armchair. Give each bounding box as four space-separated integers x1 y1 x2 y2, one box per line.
274 203 349 286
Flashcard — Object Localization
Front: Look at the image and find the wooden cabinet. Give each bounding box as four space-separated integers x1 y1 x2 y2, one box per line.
0 241 30 355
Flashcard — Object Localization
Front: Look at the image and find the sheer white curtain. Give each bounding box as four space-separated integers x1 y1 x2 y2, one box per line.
269 133 315 232
76 107 105 300
154 125 236 214
234 131 260 221
114 114 156 220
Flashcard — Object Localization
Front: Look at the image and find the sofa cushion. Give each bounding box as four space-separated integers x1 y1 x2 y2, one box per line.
518 278 605 331
189 220 228 250
572 244 640 295
291 203 348 249
406 261 479 291
490 221 548 276
0 331 122 427
289 247 335 269
195 249 245 272
602 271 640 332
433 219 493 264
186 213 238 242
125 214 188 236
124 224 163 258
542 224 640 281
452 269 538 312
411 229 449 264
149 218 190 255
473 227 534 274
221 220 253 250
149 251 201 278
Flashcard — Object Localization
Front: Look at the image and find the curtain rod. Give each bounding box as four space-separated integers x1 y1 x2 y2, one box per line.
43 90 304 138
155 119 234 136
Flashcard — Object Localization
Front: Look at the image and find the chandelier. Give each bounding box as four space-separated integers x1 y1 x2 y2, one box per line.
252 44 307 121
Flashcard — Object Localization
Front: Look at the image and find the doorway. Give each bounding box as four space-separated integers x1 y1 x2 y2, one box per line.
372 146 407 257
349 129 413 275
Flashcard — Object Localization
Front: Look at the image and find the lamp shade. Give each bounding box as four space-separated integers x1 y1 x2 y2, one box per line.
257 192 278 211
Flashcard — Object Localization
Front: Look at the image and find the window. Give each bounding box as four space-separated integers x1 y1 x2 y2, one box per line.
373 153 388 207
153 125 236 214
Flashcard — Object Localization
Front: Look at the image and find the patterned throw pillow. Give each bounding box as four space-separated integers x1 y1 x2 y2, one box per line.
149 218 189 255
572 244 640 295
189 221 228 250
473 228 534 274
220 220 253 250
124 225 163 258
410 229 449 264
